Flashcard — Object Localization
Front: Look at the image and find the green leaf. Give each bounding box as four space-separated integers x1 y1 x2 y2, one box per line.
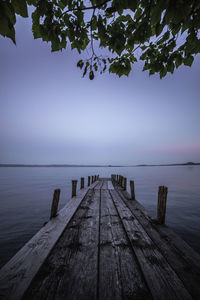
77 60 84 69
4 2 16 25
184 56 194 67
6 26 16 44
89 70 94 80
83 65 88 77
175 54 182 68
51 38 60 52
109 58 131 77
128 0 138 12
149 69 155 75
12 0 28 18
143 62 150 71
167 62 175 73
134 8 142 20
151 6 162 25
160 67 167 78
141 45 147 50
155 23 164 37
0 17 8 36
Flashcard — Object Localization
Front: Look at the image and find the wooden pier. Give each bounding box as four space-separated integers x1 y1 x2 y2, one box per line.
0 176 200 300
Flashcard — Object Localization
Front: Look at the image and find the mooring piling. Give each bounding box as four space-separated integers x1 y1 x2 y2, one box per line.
130 180 135 200
123 177 127 191
50 189 60 219
157 186 168 224
81 177 84 189
72 180 78 197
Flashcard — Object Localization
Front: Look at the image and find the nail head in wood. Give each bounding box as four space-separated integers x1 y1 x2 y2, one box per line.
72 180 78 197
50 189 60 219
157 186 168 225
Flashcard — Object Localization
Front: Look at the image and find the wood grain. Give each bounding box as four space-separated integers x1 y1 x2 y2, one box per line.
1 178 200 300
110 189 193 300
99 189 152 300
24 189 100 300
0 182 99 300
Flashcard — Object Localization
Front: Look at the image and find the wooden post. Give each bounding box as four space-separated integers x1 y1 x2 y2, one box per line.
121 176 124 187
124 177 127 191
95 175 97 181
50 189 60 219
130 180 135 200
157 186 168 225
88 176 90 186
92 176 94 183
81 177 84 189
72 180 78 197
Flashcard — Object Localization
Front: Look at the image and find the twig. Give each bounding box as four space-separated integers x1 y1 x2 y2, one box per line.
60 0 111 17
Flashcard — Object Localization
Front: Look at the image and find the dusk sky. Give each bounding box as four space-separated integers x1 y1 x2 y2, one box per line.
1 12 200 165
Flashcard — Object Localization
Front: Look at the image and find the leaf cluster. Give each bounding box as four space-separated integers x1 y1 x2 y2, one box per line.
0 0 28 44
1 0 200 79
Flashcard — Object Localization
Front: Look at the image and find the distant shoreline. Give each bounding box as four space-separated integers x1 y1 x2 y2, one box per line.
0 162 199 167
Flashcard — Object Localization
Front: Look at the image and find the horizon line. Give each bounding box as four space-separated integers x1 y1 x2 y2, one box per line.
0 162 199 167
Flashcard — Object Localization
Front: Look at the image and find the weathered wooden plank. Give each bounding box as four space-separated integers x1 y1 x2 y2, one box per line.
24 188 100 300
107 180 114 190
2 178 200 300
115 187 200 299
113 180 200 298
110 189 193 300
125 197 200 299
94 180 104 190
101 180 108 189
0 181 99 300
99 189 152 300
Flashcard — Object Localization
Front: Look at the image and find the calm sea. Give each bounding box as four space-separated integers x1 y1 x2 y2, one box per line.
0 166 200 268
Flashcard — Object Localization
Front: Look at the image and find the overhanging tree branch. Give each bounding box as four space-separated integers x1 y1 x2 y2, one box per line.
1 0 199 80
60 0 111 17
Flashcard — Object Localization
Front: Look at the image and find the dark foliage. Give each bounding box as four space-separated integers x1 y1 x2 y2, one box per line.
1 0 200 79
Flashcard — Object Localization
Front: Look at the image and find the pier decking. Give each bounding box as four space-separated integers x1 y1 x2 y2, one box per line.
0 177 200 300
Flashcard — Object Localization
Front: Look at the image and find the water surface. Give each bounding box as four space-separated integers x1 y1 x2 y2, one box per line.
0 166 199 268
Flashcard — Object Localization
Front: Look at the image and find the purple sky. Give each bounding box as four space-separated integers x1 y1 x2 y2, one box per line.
0 13 200 165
